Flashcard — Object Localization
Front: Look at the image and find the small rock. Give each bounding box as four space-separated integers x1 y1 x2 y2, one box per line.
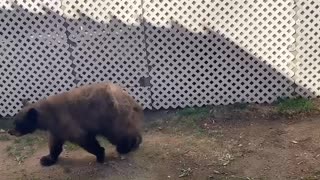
179 168 192 178
0 129 5 133
213 170 220 174
120 156 126 160
291 140 298 144
223 161 229 166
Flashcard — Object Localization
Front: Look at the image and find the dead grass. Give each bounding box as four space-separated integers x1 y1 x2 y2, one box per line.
0 134 10 141
6 133 46 163
0 98 319 179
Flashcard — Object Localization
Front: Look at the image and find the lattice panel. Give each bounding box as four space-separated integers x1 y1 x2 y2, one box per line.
62 0 151 109
0 37 74 116
62 0 142 41
295 0 320 97
0 0 73 116
2 0 320 116
0 0 65 42
144 0 296 109
125 87 151 109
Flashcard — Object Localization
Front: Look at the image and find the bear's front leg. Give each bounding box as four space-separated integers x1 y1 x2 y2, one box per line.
40 133 65 166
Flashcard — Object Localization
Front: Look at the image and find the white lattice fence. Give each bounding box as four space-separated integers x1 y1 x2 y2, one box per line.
0 0 319 116
62 0 151 109
0 0 151 116
0 0 74 116
295 0 320 97
0 0 65 42
144 0 296 109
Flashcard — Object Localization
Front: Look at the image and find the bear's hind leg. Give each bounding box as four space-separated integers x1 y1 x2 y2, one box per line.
40 134 65 166
77 135 105 163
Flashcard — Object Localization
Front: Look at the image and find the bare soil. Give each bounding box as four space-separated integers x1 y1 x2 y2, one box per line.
1 99 320 180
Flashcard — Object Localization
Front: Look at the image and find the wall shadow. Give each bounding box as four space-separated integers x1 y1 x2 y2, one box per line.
0 3 311 114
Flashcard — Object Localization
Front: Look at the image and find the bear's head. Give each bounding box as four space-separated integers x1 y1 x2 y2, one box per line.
8 100 38 137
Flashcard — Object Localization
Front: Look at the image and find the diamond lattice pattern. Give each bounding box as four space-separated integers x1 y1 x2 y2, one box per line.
295 0 320 97
144 0 296 109
1 0 319 116
0 0 74 116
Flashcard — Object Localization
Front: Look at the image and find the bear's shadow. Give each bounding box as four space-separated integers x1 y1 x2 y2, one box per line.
50 152 134 177
57 151 122 166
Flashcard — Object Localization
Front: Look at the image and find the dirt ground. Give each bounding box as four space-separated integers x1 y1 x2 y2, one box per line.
1 98 320 180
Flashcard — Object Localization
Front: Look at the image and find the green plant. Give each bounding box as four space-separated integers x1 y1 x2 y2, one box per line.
232 102 248 110
177 106 210 119
277 98 314 114
174 106 211 134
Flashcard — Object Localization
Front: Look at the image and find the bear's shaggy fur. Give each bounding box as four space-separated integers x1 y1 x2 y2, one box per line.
8 83 143 166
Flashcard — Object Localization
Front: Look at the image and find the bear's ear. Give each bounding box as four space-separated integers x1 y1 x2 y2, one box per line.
26 108 38 121
21 99 30 107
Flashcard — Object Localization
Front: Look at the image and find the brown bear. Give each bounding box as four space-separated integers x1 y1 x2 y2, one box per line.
8 83 143 166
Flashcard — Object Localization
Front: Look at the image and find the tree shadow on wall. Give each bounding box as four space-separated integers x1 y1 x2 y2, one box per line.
0 3 309 114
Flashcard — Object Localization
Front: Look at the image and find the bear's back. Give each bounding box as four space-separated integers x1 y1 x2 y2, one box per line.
36 83 143 136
